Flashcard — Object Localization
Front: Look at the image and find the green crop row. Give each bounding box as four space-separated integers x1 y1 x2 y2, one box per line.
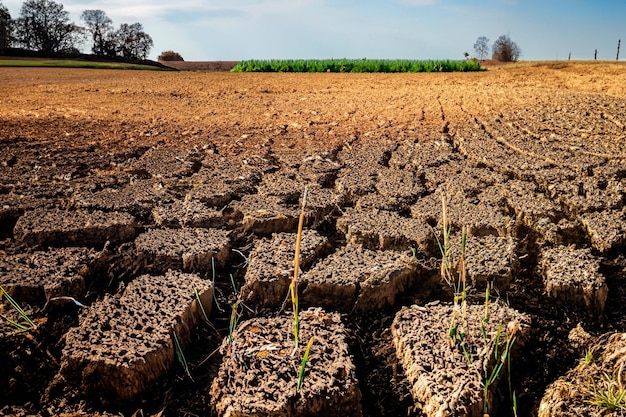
231 59 482 73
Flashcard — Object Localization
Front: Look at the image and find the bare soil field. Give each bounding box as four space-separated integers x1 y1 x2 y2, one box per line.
158 61 239 71
1 62 626 417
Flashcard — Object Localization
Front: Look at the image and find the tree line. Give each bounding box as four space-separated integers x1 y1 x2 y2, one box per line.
0 0 153 60
473 35 521 62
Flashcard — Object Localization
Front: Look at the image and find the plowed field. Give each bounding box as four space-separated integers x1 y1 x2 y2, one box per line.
1 62 626 417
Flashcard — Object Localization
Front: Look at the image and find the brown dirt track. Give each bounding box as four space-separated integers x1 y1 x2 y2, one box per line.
1 62 626 417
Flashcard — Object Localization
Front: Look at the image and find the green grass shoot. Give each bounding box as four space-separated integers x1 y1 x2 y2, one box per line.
0 285 36 332
194 288 211 324
226 273 249 344
297 336 315 391
589 370 626 411
481 282 491 341
211 257 224 313
172 330 192 380
483 326 516 415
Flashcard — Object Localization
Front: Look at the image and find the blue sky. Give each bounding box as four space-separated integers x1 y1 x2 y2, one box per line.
3 0 625 61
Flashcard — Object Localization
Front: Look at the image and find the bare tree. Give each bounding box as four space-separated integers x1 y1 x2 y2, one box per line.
473 36 489 61
492 34 521 62
110 23 153 60
81 9 113 56
15 0 82 53
0 1 12 50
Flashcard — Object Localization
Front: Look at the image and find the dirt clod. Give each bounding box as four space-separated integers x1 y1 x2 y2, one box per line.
60 271 212 403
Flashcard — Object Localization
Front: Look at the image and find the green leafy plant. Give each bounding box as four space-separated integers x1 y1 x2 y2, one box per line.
0 285 36 333
232 59 483 73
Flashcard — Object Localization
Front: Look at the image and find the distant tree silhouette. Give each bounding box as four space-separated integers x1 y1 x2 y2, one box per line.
473 36 489 61
0 1 11 50
15 0 82 53
492 34 521 62
81 9 113 56
110 23 153 60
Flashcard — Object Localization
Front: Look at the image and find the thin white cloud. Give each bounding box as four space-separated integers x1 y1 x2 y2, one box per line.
58 0 319 20
393 0 440 6
4 0 319 20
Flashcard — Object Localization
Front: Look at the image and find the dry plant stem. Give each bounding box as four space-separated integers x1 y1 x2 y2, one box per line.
434 191 458 343
290 186 308 351
440 192 452 285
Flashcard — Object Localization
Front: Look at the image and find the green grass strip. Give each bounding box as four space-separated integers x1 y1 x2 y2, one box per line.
0 59 168 70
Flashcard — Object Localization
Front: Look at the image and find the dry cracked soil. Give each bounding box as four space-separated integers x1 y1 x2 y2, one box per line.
1 62 626 417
